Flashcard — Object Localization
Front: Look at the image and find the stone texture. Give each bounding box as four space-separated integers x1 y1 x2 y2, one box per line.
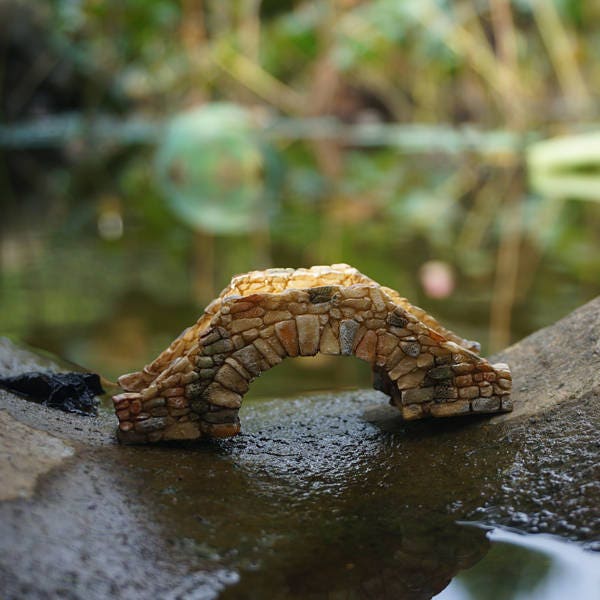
339 319 360 355
320 324 340 355
275 320 299 357
296 315 320 356
355 330 377 363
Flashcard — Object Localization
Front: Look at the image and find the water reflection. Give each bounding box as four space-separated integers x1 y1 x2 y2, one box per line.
436 527 600 600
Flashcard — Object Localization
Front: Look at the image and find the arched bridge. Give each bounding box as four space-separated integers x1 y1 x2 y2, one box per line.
113 264 512 443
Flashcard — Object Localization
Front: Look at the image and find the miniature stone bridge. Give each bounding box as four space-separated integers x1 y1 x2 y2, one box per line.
113 264 512 443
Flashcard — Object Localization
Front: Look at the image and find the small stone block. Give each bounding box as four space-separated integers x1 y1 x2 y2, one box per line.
401 403 424 420
401 386 434 405
296 314 321 356
355 330 377 363
430 400 470 417
275 320 299 357
215 364 249 394
458 386 480 399
471 397 501 413
455 374 473 387
205 384 242 408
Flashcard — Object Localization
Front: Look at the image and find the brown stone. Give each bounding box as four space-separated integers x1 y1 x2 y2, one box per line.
264 310 293 325
388 356 417 380
232 345 264 377
402 403 425 420
458 386 480 399
377 332 398 356
167 396 187 409
275 320 299 356
355 330 377 363
401 386 435 405
416 353 434 368
162 422 201 440
296 314 320 356
215 364 249 394
200 421 241 438
319 324 340 355
452 363 474 375
229 301 255 314
497 378 511 390
455 374 473 387
253 338 283 366
230 317 263 334
341 298 371 310
479 383 494 397
205 383 242 408
430 400 470 417
164 387 185 397
234 306 265 319
396 369 426 390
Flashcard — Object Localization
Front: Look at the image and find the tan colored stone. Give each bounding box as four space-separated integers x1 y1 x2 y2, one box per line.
164 387 185 397
377 332 398 356
478 382 493 396
296 314 320 355
234 306 265 319
232 345 264 376
264 310 293 325
162 421 201 440
355 330 377 363
389 356 417 380
365 319 386 329
455 374 473 387
205 383 242 409
401 386 435 405
341 297 371 310
320 324 340 355
230 317 263 334
458 386 480 399
416 353 434 368
242 328 259 343
402 403 425 420
215 364 249 394
267 336 287 358
430 400 470 417
253 338 283 366
396 369 426 390
230 301 255 314
497 378 511 390
275 320 299 357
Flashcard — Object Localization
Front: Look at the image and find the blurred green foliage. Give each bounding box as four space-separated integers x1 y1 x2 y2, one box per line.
1 0 599 378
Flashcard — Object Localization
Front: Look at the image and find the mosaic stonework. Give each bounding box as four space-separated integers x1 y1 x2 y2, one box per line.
113 264 512 443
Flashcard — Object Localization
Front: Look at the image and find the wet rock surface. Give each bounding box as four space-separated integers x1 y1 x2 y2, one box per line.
0 298 599 599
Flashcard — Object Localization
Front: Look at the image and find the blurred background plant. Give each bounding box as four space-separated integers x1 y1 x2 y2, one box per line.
1 0 599 386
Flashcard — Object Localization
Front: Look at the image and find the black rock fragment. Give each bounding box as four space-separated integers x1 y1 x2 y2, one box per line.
0 371 103 416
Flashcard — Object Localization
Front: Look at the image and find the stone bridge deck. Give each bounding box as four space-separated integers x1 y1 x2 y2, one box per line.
113 264 512 443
